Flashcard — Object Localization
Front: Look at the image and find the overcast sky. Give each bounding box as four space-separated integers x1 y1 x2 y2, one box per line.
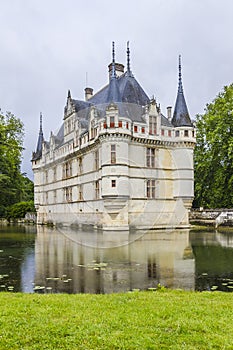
0 0 233 179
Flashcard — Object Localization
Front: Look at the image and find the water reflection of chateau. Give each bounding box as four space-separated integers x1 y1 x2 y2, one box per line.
35 226 195 293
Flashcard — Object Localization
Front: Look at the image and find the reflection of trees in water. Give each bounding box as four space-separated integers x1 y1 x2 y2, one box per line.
0 225 36 292
190 230 233 292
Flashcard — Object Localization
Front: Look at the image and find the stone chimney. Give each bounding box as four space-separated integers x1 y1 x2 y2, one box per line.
108 63 124 80
85 87 93 101
167 106 172 121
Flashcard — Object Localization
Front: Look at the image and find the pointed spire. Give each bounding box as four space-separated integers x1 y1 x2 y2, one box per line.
178 55 183 94
126 41 133 77
172 55 192 127
67 89 71 99
107 41 121 102
39 112 43 133
127 41 131 75
33 112 44 160
111 41 116 79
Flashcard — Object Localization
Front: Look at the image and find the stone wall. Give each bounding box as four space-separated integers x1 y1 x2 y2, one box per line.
190 209 233 227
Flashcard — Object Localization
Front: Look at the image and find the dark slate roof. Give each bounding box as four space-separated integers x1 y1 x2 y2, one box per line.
88 72 150 106
73 100 91 112
161 114 173 127
69 70 150 125
171 56 192 127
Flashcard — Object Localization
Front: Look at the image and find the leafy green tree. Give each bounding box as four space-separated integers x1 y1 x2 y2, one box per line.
0 110 27 216
6 201 35 221
194 84 233 208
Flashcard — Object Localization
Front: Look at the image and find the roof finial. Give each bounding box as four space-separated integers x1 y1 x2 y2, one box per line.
67 89 71 98
40 112 43 133
127 41 131 76
178 54 183 93
111 41 116 79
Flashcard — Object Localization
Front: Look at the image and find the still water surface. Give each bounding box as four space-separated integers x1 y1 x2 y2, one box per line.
1 224 233 294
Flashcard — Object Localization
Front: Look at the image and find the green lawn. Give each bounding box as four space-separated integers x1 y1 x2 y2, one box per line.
0 290 233 349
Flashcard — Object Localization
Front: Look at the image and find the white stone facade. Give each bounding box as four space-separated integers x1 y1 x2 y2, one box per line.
32 49 195 230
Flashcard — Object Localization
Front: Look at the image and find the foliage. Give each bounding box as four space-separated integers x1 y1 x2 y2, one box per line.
0 291 233 349
5 201 35 221
0 110 34 216
194 84 233 208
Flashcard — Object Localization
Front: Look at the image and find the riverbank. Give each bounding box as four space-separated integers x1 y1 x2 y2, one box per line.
0 290 233 349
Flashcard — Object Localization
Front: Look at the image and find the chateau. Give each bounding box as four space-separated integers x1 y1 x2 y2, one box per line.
32 43 196 230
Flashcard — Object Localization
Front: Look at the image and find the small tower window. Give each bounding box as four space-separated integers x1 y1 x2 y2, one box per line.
111 144 116 164
111 180 116 188
175 130 180 137
134 125 138 132
95 181 100 199
94 150 99 170
184 130 189 137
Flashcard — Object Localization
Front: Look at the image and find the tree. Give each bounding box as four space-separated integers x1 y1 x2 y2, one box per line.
194 84 233 208
0 110 27 216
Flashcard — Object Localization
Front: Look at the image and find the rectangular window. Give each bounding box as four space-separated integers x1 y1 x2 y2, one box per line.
126 122 129 129
118 120 122 128
111 144 116 164
104 121 107 129
64 187 72 202
149 116 156 135
63 161 72 178
95 180 99 199
78 185 83 201
146 179 156 198
110 116 115 128
112 180 116 188
175 130 180 137
78 157 83 174
168 130 171 137
141 127 145 133
148 257 157 278
184 130 189 137
161 129 165 136
134 125 138 132
53 166 57 182
94 150 99 170
146 148 155 168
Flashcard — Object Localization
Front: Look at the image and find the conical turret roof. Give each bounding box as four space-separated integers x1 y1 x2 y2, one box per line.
172 56 192 127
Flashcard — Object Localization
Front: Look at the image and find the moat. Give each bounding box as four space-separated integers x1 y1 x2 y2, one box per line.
1 224 233 293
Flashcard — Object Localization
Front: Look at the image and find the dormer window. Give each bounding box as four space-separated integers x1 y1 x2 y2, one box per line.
110 116 115 128
149 116 156 135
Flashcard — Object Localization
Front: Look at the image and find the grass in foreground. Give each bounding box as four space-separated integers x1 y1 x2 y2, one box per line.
0 290 233 349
